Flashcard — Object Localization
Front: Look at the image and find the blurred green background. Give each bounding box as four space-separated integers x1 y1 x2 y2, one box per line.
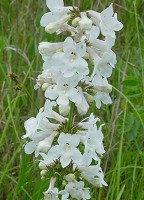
0 0 144 199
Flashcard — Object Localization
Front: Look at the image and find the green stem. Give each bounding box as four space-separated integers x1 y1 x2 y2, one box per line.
67 101 74 132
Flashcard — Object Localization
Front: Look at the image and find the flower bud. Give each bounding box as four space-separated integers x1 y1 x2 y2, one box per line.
59 104 70 116
64 174 76 182
85 93 94 103
42 83 49 91
93 84 112 93
41 176 45 181
40 169 47 177
39 161 47 170
72 17 81 27
62 180 67 186
79 12 92 30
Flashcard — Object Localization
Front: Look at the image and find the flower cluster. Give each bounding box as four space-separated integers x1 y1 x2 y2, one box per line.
22 0 123 199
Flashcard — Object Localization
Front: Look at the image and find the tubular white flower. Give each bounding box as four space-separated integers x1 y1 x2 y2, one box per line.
43 99 66 123
91 75 112 108
38 132 58 153
78 162 108 187
45 14 71 34
47 132 82 168
49 37 89 78
45 75 82 106
40 0 73 31
38 42 63 58
44 177 59 200
88 4 123 38
60 180 90 200
76 87 89 116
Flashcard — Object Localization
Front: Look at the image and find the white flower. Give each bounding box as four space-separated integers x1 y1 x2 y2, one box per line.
78 162 108 187
92 75 112 108
45 15 71 34
87 26 100 40
38 42 63 60
40 0 73 34
87 47 116 78
22 108 59 140
51 37 89 78
45 75 82 106
44 177 59 200
46 0 65 12
22 106 63 156
85 124 105 155
76 87 89 116
60 180 90 200
77 113 100 131
95 51 116 78
38 132 57 153
77 114 105 164
100 4 123 37
43 99 66 123
48 132 82 168
88 4 123 38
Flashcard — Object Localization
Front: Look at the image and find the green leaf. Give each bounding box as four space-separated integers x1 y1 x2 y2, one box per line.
124 113 135 132
127 119 140 141
122 79 138 87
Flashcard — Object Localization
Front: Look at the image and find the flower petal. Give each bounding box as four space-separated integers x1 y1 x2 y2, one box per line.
46 0 64 11
24 141 38 154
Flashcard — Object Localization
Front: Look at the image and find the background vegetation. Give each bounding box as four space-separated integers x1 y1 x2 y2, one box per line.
0 0 144 199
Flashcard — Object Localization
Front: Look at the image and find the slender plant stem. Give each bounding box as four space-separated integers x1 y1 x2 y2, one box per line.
67 101 74 132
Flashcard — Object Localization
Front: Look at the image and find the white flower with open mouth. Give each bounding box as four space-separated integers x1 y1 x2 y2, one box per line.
22 108 59 140
22 101 67 156
95 51 116 78
44 177 59 200
100 4 123 38
60 180 90 200
45 74 82 106
22 108 60 156
78 162 108 187
47 132 82 168
51 37 89 78
88 4 123 38
92 75 112 108
77 113 105 164
87 47 116 78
